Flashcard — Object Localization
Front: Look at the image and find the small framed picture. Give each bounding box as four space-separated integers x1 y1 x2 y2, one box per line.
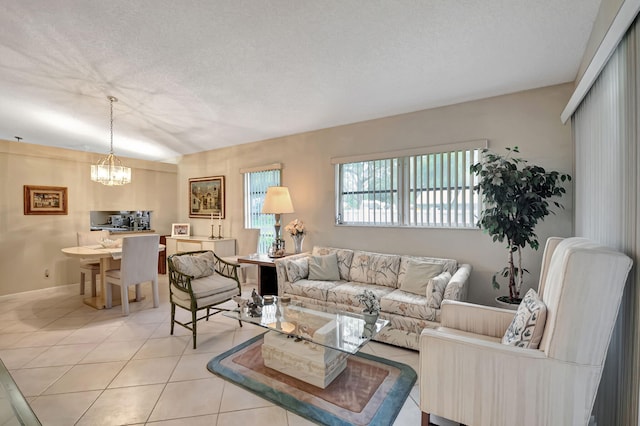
189 176 225 219
171 223 191 237
24 185 68 215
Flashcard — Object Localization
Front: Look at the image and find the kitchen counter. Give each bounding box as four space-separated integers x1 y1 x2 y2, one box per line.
90 227 156 234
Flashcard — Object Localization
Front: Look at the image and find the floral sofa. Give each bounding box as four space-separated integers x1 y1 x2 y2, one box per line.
274 246 472 350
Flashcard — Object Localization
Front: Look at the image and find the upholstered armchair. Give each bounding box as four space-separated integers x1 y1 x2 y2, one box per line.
168 250 242 349
419 237 633 426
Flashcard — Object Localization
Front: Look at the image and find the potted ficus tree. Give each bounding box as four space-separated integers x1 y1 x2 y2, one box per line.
470 147 571 305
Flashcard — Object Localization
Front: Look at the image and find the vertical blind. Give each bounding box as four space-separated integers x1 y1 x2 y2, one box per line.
572 16 639 425
243 168 281 254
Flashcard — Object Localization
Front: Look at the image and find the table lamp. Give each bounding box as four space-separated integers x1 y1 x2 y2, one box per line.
262 186 294 257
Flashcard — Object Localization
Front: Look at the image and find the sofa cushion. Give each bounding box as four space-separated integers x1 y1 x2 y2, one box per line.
349 251 401 287
327 282 394 308
312 247 354 280
308 254 341 281
426 271 452 309
171 251 215 278
282 279 340 302
285 257 309 282
502 288 547 349
380 289 437 321
397 256 457 288
399 260 443 295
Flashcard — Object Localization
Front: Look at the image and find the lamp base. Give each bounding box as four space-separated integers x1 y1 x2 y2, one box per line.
268 239 286 258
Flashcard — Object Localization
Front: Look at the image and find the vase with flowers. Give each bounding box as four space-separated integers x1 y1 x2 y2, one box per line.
356 289 380 326
284 219 306 253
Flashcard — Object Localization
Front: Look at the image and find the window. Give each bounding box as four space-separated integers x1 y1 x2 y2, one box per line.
243 165 281 253
335 141 484 228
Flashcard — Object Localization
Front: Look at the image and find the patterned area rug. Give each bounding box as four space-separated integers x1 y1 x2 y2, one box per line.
207 333 416 426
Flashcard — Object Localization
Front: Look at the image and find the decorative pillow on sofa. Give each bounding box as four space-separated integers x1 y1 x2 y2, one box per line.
502 288 547 349
285 257 309 282
308 253 341 281
425 270 451 309
399 260 444 295
349 251 401 287
312 247 354 280
172 251 216 279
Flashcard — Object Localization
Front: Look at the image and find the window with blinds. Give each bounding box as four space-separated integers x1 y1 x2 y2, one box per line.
336 147 481 228
243 168 281 253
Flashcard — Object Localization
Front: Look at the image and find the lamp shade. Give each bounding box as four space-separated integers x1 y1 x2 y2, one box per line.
262 186 294 214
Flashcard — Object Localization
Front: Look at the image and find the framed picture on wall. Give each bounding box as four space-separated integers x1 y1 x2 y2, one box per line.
24 185 68 215
171 223 191 237
189 175 225 219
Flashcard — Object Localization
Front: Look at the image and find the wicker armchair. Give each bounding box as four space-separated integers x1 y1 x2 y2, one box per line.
168 250 242 348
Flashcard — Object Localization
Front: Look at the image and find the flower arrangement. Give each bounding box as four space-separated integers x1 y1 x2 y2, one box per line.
284 219 306 236
356 289 380 314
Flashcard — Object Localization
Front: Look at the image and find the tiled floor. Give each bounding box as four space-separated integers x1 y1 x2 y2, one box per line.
0 276 427 426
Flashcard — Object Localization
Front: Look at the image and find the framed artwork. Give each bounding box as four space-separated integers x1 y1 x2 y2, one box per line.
171 223 191 237
24 185 68 215
189 175 225 219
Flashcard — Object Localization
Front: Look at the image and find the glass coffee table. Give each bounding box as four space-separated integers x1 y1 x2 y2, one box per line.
225 298 389 388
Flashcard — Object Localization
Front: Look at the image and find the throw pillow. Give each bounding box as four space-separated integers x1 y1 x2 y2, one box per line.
172 251 216 279
308 253 341 281
399 260 444 295
502 288 548 349
425 271 451 308
286 257 309 282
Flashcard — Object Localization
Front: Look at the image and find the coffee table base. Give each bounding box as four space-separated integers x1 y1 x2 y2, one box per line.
262 331 348 389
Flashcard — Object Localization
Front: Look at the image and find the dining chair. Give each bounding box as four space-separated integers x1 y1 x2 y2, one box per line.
105 234 160 315
222 228 260 284
77 230 110 296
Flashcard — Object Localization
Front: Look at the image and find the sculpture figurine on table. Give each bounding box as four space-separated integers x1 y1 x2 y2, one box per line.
233 291 263 317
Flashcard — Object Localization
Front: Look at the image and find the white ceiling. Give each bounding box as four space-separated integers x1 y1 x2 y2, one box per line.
0 1 601 162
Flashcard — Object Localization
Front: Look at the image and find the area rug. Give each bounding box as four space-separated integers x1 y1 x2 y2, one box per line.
207 332 417 426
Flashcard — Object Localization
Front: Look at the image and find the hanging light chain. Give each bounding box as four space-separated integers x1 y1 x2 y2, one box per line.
108 96 117 154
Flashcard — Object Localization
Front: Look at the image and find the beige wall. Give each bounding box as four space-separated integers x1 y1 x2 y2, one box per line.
178 83 574 306
0 140 178 296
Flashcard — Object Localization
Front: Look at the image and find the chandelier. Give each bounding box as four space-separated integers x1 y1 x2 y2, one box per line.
90 96 131 186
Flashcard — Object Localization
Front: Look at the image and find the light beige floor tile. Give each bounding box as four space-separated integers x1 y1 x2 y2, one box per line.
79 339 145 363
181 331 236 355
128 308 170 324
0 332 31 348
133 336 188 359
30 390 101 426
219 381 273 412
103 323 160 342
151 322 191 339
9 366 71 396
43 361 126 394
10 329 74 348
286 411 317 426
148 377 225 421
24 343 98 367
216 406 288 426
57 326 118 345
109 356 180 388
0 346 49 369
76 384 165 426
40 315 94 330
0 318 55 333
169 353 217 382
394 393 422 425
145 414 218 425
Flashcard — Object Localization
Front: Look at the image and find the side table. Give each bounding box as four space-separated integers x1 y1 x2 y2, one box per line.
237 253 294 295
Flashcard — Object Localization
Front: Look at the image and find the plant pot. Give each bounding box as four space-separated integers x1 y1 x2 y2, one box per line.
495 295 521 310
362 311 379 325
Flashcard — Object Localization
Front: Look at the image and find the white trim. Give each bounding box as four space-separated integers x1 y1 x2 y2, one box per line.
561 0 640 123
239 163 282 174
330 139 487 165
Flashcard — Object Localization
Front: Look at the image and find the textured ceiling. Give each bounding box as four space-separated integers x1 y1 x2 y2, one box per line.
0 1 600 162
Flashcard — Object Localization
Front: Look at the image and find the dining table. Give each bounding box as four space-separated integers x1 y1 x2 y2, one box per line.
61 243 165 309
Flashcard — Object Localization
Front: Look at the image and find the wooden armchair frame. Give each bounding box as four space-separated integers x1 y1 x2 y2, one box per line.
168 250 242 348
